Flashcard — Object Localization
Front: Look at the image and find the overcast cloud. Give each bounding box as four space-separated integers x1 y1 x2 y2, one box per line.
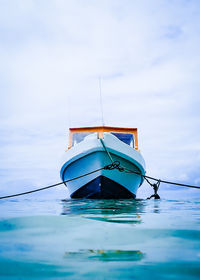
0 0 200 199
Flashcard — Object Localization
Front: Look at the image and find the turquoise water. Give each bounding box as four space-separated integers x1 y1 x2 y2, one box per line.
0 198 200 279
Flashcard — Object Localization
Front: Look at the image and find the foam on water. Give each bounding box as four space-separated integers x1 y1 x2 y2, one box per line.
0 198 200 279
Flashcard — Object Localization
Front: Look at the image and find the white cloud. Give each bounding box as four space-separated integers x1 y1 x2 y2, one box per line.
0 0 200 197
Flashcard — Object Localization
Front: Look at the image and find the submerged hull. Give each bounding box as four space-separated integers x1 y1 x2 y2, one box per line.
60 133 146 199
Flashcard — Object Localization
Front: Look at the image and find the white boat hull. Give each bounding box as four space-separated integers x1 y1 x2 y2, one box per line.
60 133 146 199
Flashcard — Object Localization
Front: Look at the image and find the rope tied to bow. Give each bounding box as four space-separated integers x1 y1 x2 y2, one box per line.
104 161 125 172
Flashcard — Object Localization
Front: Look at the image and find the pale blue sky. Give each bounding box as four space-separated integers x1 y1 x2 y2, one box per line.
0 0 200 198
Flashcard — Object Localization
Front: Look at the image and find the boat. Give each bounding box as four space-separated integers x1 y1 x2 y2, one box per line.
60 126 146 199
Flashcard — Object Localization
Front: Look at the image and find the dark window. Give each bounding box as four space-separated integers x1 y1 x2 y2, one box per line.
111 133 134 147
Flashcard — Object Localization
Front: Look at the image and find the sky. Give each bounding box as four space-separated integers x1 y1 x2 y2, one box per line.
0 0 200 199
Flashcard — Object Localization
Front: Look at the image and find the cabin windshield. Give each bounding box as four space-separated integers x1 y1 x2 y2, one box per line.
72 132 134 147
72 132 97 146
111 132 134 147
68 126 138 150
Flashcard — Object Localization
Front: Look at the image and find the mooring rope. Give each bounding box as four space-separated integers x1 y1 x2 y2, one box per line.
100 138 114 163
0 161 199 200
99 139 200 191
104 161 200 189
0 167 104 200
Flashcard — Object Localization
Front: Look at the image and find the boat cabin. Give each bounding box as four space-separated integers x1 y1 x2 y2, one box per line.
67 126 138 150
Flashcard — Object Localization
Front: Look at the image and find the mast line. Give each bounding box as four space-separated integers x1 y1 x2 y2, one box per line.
99 76 105 126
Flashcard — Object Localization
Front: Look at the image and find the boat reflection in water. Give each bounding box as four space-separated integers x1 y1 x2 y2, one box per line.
63 249 144 262
62 199 146 262
61 199 146 224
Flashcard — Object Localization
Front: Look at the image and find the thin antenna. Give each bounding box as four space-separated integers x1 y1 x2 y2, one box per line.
99 76 105 126
67 94 71 128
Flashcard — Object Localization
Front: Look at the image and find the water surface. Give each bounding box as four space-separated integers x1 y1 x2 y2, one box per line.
0 198 200 279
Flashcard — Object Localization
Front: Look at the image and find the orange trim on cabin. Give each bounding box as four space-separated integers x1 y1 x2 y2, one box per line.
67 126 138 150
